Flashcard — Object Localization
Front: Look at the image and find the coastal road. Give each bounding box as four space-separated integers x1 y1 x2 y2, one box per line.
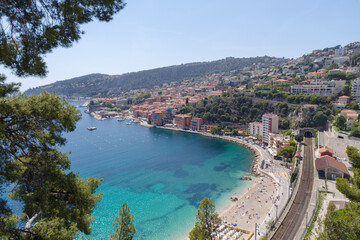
271 137 314 240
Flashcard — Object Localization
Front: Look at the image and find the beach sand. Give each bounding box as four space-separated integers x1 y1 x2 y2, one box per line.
219 175 278 233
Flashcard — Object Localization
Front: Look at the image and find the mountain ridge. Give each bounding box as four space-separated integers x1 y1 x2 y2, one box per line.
25 56 288 97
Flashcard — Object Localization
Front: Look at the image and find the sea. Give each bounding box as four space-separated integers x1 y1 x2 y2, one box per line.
58 103 255 239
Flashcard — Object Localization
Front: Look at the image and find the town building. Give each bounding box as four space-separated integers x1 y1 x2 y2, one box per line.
191 118 204 131
303 104 318 112
327 69 343 74
262 114 279 144
174 114 192 129
335 47 346 56
332 56 350 65
268 133 291 154
346 66 359 73
200 124 217 132
335 96 350 108
319 147 334 157
340 109 359 130
315 156 350 180
150 111 165 126
291 80 345 96
248 122 263 136
352 78 360 103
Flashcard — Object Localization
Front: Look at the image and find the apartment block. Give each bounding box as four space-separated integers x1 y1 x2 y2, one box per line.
352 78 360 103
191 118 204 131
291 80 345 96
174 114 192 129
248 122 263 136
262 114 279 144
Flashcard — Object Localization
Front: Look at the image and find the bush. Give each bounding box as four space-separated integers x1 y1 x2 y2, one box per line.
295 133 304 142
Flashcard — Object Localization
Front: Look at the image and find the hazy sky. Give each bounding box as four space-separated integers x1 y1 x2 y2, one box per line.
3 0 360 91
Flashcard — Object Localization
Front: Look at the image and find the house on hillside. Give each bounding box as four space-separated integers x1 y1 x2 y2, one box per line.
315 156 350 180
335 96 350 108
340 109 359 130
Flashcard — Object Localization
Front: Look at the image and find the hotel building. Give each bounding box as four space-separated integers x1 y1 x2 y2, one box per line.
262 114 279 144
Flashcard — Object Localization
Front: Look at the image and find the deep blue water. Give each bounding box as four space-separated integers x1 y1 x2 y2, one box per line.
58 104 254 239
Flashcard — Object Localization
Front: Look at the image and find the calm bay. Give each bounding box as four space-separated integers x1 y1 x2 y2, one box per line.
61 104 254 239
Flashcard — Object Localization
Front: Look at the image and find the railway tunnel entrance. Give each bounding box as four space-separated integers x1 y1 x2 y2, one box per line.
300 128 316 138
304 131 313 138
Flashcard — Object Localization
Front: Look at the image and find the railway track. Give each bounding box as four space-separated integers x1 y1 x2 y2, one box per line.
271 137 314 240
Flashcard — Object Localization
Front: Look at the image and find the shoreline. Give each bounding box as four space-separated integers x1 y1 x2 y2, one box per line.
156 126 264 176
155 126 277 238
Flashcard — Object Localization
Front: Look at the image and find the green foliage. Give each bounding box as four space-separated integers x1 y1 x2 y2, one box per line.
276 102 289 118
25 57 288 97
345 146 360 169
131 92 151 105
336 146 360 202
105 101 114 108
281 129 293 136
260 235 268 240
277 146 296 159
326 62 339 70
111 203 136 240
191 93 275 124
290 171 298 183
326 72 357 80
351 53 360 66
0 1 126 77
279 117 291 130
295 133 304 142
287 94 335 105
335 115 347 131
350 126 360 138
0 2 126 237
0 83 102 239
305 192 324 240
347 102 360 110
289 140 296 147
338 84 352 97
189 198 219 240
210 126 222 134
317 203 360 240
179 105 194 114
312 111 328 127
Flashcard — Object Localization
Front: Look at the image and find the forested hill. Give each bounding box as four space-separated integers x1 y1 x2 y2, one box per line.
25 56 287 97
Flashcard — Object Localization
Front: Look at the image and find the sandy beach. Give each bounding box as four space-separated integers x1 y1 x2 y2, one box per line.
219 175 278 232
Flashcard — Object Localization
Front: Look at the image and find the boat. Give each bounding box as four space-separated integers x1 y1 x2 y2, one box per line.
132 119 140 124
117 117 125 121
87 127 97 131
126 122 132 125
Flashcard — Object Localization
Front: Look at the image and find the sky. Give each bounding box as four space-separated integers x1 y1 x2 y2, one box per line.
2 0 360 91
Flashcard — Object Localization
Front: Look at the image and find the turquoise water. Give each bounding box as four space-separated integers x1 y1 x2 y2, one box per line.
61 105 254 239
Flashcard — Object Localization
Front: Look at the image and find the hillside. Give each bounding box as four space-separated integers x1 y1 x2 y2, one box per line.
25 56 287 97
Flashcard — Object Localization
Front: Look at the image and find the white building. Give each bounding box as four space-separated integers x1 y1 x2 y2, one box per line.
352 78 360 103
248 122 263 136
346 67 360 73
291 80 345 96
335 47 346 56
332 56 350 65
262 114 279 144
